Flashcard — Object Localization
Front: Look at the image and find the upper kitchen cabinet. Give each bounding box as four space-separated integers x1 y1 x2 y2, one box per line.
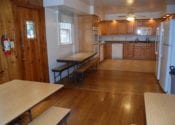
127 21 136 34
99 19 160 35
118 21 127 34
136 19 160 35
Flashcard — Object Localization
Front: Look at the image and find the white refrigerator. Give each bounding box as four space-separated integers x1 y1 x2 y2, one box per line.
155 22 163 80
159 19 175 93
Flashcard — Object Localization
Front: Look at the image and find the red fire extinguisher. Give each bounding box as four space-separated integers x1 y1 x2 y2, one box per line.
1 34 11 56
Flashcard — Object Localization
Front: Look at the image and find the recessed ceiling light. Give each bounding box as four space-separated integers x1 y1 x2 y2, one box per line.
166 14 170 17
127 0 134 5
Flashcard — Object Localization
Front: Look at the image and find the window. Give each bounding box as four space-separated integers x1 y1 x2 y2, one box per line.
59 22 72 45
26 21 36 39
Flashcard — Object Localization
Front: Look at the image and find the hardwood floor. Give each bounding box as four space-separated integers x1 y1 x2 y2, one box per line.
18 60 162 125
98 59 156 73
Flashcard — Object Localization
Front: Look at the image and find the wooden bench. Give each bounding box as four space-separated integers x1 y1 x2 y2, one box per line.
29 106 71 125
74 57 99 81
52 63 75 83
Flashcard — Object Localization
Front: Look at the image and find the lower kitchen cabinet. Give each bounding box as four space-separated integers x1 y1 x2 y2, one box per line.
123 43 134 59
123 43 156 60
104 43 112 59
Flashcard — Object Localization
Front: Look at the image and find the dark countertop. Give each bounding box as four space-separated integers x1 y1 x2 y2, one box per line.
102 41 155 44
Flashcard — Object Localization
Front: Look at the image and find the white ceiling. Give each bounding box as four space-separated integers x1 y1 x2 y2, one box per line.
80 0 175 14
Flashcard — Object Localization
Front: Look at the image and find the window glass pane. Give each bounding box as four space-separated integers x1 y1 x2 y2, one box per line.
59 22 72 45
26 21 36 39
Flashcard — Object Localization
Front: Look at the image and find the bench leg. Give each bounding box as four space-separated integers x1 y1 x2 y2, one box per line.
54 72 56 83
60 72 63 82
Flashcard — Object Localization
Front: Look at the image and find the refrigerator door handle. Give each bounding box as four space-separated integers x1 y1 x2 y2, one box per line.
163 43 170 46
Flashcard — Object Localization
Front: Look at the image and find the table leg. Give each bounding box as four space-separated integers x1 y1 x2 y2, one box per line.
28 109 32 122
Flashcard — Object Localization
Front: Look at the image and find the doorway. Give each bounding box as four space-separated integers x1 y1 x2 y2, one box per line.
14 2 49 82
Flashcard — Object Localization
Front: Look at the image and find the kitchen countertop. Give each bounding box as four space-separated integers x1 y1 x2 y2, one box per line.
102 41 155 44
144 93 175 125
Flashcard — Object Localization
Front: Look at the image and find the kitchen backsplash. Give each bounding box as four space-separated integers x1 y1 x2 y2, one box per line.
99 35 157 42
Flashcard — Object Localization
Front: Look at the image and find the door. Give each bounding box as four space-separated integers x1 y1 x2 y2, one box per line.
15 6 48 82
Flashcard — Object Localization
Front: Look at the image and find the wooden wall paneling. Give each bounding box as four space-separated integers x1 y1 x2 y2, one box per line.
78 15 99 52
12 0 43 6
0 0 22 84
39 7 49 82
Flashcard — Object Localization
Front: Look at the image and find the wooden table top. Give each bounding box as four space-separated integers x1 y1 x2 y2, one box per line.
0 80 63 124
144 92 175 125
57 52 96 63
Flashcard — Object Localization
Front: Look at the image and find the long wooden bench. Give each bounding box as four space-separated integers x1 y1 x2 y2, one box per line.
74 57 99 81
29 106 71 125
52 63 75 83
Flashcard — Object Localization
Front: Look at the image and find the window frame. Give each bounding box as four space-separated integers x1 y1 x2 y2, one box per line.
59 22 73 46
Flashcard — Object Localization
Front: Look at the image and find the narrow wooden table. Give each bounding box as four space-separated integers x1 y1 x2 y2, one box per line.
57 52 97 63
144 92 175 125
0 80 63 125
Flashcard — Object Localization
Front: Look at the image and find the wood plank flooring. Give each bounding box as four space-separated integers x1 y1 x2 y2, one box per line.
98 59 156 73
16 60 162 125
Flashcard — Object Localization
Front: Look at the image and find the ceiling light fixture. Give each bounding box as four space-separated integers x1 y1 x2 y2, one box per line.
127 0 134 5
126 14 135 21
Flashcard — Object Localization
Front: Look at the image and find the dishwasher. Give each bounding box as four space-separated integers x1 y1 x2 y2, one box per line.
112 43 123 59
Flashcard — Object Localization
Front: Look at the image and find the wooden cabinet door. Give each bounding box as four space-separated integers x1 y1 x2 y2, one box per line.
134 44 146 59
104 43 112 59
145 43 156 60
123 43 134 59
127 21 135 34
99 22 106 35
108 21 118 34
118 21 127 34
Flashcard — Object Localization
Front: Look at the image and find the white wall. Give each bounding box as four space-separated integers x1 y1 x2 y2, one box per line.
45 8 78 83
44 0 89 14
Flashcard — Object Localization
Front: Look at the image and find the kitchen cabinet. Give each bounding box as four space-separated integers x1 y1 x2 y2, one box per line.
123 43 156 60
127 21 135 34
134 43 146 59
145 43 156 59
104 43 112 59
123 43 135 59
118 21 127 34
99 19 161 35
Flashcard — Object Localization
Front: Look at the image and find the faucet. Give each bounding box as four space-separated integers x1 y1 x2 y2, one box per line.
146 37 150 42
135 37 139 43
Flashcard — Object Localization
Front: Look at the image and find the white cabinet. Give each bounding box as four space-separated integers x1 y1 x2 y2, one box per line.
112 43 123 59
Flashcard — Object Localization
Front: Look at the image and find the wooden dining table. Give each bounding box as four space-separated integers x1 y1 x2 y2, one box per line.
0 80 63 125
144 92 175 125
56 52 97 64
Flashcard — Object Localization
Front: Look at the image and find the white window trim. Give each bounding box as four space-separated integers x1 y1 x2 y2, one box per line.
58 22 73 46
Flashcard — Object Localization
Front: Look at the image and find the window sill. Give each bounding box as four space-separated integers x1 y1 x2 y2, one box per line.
57 44 73 48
